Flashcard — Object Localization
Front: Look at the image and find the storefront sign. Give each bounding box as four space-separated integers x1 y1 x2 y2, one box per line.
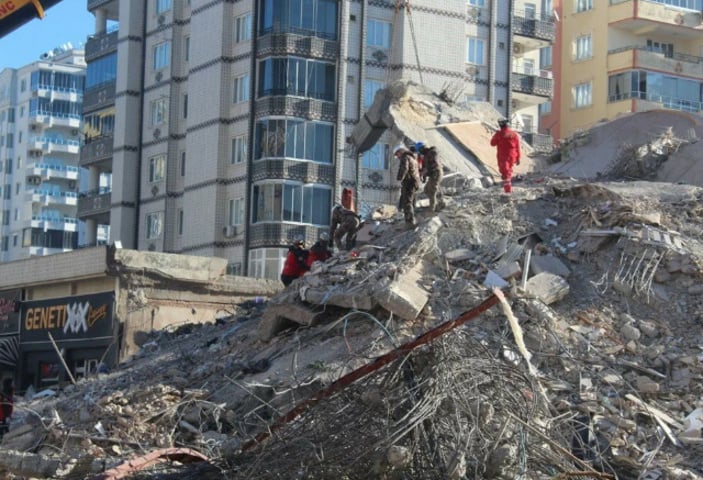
20 292 114 343
0 289 20 336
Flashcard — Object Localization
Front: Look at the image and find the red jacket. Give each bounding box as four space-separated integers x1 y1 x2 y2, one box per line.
306 242 332 267
490 126 521 164
281 246 309 277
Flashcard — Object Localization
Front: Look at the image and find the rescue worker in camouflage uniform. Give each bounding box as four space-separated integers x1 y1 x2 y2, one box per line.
420 145 445 212
394 144 422 226
330 204 360 250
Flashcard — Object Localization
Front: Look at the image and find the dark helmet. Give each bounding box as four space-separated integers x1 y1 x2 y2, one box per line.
292 235 305 246
498 119 509 128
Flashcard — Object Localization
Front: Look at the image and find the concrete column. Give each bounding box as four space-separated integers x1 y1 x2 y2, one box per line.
95 9 108 35
85 218 97 246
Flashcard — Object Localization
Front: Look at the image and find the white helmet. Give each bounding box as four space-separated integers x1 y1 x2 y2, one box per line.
319 232 330 241
392 144 406 156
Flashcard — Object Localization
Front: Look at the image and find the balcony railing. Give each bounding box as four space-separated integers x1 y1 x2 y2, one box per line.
608 91 702 112
82 82 116 113
27 162 80 180
608 45 703 77
257 33 339 61
27 189 79 206
78 189 112 219
81 135 114 167
85 29 118 62
251 159 335 184
511 73 553 98
29 136 81 154
609 0 703 32
512 13 556 42
255 96 337 122
521 132 555 153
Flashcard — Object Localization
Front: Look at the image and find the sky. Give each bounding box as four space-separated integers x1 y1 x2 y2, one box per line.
0 1 95 70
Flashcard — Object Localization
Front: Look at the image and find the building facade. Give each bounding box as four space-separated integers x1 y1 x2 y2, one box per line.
82 0 554 280
0 48 90 263
557 0 703 139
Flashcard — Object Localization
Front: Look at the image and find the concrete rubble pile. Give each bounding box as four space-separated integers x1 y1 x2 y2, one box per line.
0 176 702 479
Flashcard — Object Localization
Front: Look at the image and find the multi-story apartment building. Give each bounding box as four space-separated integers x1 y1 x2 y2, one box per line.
82 0 554 280
0 47 89 262
553 0 703 139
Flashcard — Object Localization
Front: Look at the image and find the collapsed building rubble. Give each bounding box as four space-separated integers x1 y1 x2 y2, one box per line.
0 176 702 479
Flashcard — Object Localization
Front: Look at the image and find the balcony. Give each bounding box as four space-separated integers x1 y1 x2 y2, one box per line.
28 136 81 154
248 223 323 249
513 11 555 52
26 189 79 207
29 112 81 129
511 72 553 106
30 246 73 256
81 135 114 168
30 215 79 232
77 188 111 222
251 159 336 184
257 33 339 61
85 29 118 62
608 46 703 77
83 82 116 113
32 85 82 103
609 0 703 39
255 96 337 122
27 162 80 182
609 91 702 113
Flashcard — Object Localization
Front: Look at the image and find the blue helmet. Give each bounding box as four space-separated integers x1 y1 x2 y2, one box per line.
414 141 425 152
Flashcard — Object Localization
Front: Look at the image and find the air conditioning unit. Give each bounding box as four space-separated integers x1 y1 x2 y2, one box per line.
68 180 77 190
27 176 41 186
539 70 553 79
30 124 37 131
513 44 524 55
71 129 79 137
467 6 481 19
224 225 236 237
466 65 480 76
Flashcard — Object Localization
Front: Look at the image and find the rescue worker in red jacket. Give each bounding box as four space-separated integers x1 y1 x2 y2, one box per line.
490 119 521 194
306 232 333 267
280 237 309 286
0 378 14 436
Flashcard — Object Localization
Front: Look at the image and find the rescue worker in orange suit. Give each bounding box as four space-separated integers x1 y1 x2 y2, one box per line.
394 144 422 226
419 145 445 212
330 204 360 251
0 378 14 436
280 237 309 286
490 119 521 194
306 232 333 267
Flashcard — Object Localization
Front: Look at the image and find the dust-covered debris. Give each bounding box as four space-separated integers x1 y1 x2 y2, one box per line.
1 176 702 479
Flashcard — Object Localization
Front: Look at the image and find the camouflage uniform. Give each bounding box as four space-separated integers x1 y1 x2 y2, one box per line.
397 150 422 226
421 146 445 212
330 206 360 250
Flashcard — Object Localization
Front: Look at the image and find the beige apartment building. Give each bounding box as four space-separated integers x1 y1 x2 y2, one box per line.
80 0 554 280
557 0 703 139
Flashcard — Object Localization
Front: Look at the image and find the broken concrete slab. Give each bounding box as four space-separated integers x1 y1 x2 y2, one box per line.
0 450 61 478
525 273 570 305
444 248 475 263
494 261 521 280
374 262 429 321
259 302 324 341
530 254 571 278
302 283 377 311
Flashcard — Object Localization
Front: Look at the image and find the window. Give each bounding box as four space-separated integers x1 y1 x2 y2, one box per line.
255 119 334 163
20 79 26 92
539 101 552 115
86 53 117 89
248 247 288 280
146 212 164 240
367 19 391 49
1 237 7 252
233 74 250 103
156 0 171 14
573 82 592 108
5 133 13 148
361 143 390 170
466 37 485 64
13 208 18 221
575 35 592 61
226 262 242 276
177 209 184 235
17 132 21 144
647 39 674 58
252 182 332 225
154 41 171 70
19 106 24 117
235 13 252 42
12 235 17 247
258 0 339 41
575 0 593 12
540 46 552 68
228 198 244 225
650 0 702 9
180 151 186 176
184 36 190 61
258 57 336 101
183 94 188 118
523 59 535 75
149 155 166 182
364 80 385 108
468 0 485 5
232 136 247 164
151 98 167 125
15 183 20 195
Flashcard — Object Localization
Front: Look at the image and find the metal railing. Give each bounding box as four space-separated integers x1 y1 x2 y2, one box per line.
608 45 703 64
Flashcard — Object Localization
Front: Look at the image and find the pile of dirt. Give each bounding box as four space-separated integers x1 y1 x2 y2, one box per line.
2 177 703 480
